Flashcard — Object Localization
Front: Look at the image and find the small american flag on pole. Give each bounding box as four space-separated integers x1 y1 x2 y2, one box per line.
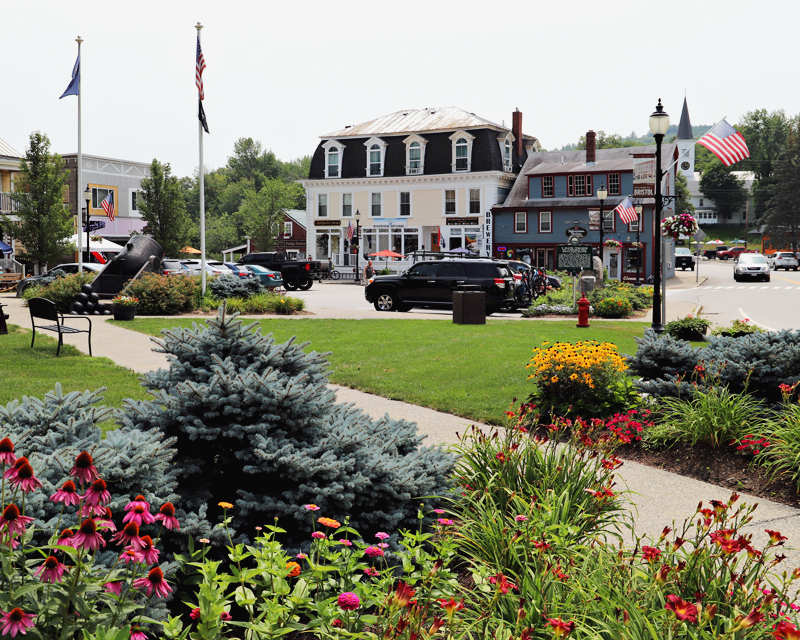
196 33 206 100
614 196 638 225
697 119 749 167
347 220 354 241
101 191 115 222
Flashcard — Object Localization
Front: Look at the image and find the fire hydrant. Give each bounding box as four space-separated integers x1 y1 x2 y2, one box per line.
576 293 590 328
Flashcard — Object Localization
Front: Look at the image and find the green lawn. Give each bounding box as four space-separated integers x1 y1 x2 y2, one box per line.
119 317 650 425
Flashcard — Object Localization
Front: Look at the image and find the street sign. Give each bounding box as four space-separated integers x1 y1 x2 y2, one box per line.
556 244 593 274
566 226 588 239
82 221 106 232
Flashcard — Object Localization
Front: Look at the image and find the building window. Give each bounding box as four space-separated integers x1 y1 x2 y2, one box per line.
504 139 512 172
400 192 411 216
628 216 640 232
131 190 142 211
539 211 552 233
318 194 328 217
327 148 339 178
322 140 343 179
515 211 527 233
608 173 620 195
602 208 614 232
284 221 293 238
364 137 386 177
699 198 704 206
403 134 427 175
371 192 382 217
342 193 352 217
469 188 480 214
586 174 593 196
542 176 554 198
450 130 475 172
567 175 573 197
91 187 113 209
574 175 586 196
445 190 456 215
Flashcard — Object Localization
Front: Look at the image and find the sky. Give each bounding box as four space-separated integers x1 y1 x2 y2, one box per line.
3 0 797 179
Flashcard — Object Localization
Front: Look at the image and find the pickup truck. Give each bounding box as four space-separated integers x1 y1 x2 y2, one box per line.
703 245 728 260
716 247 756 261
237 252 322 290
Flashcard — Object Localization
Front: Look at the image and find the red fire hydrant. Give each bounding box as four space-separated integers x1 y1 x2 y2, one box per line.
576 293 590 328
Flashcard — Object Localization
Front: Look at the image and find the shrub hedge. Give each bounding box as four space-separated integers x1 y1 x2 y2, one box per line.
22 273 96 312
123 273 199 315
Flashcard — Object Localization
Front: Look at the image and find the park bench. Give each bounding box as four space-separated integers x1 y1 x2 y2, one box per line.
29 298 92 356
0 273 22 292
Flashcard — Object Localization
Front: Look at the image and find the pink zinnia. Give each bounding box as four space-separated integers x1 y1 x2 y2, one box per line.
437 518 454 526
112 522 145 551
3 457 28 482
72 518 106 552
433 509 446 514
154 503 180 530
0 504 34 537
130 626 147 640
104 581 123 596
120 548 144 565
375 532 390 540
34 556 68 584
377 543 389 549
125 495 150 512
0 439 16 466
311 532 325 540
220 612 232 621
50 481 80 507
123 504 155 527
133 567 172 598
304 504 321 511
364 546 384 557
337 539 353 547
81 479 110 507
70 451 99 485
0 608 36 637
139 535 160 565
337 592 360 611
9 462 42 494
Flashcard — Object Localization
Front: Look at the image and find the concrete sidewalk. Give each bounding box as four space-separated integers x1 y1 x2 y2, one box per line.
3 285 798 570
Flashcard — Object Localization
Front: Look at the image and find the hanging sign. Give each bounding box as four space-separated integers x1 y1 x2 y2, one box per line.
632 153 656 197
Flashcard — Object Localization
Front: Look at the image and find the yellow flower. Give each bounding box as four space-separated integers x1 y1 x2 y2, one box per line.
551 376 559 383
218 501 234 509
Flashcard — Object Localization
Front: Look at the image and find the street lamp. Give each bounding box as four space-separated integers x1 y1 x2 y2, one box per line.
649 99 670 334
634 202 643 286
83 185 92 266
597 182 608 266
354 209 361 285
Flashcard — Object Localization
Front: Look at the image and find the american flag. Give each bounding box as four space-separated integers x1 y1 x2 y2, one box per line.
697 120 749 167
438 226 445 248
196 33 206 100
346 220 354 241
101 191 115 222
614 196 639 225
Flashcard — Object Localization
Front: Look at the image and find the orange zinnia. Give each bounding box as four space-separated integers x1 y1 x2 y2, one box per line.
285 561 301 577
317 517 341 529
218 502 234 509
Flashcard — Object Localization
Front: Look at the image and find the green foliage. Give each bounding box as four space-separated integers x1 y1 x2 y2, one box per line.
762 125 800 252
755 402 800 491
238 179 303 252
223 293 305 315
699 162 748 221
123 308 455 548
664 315 712 340
0 132 74 271
123 273 199 315
138 159 193 258
710 317 765 337
22 272 96 312
593 296 633 318
208 274 264 299
675 170 696 216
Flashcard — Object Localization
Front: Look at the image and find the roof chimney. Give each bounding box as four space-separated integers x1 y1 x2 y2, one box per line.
512 109 523 157
586 130 596 164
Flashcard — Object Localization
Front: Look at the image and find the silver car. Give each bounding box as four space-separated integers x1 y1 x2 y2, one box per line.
734 253 770 282
766 251 799 271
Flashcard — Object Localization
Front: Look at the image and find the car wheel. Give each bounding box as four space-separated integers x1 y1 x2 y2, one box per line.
298 276 313 290
795 267 798 271
283 275 298 291
721 255 729 260
734 274 739 282
374 290 398 311
16 283 29 298
765 276 771 282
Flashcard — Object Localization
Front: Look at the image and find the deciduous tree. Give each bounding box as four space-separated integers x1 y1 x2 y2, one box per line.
239 179 303 251
675 171 696 216
699 162 748 221
138 159 192 257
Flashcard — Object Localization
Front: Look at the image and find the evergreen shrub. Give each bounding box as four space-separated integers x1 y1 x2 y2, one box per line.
209 274 264 300
124 273 199 315
123 307 454 547
22 273 95 312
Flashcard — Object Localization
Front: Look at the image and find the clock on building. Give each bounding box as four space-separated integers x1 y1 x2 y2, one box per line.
681 161 691 171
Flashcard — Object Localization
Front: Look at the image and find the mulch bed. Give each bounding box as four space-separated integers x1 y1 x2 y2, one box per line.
616 442 800 508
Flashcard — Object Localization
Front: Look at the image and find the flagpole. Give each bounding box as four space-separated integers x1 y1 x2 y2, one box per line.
76 36 83 272
196 22 206 294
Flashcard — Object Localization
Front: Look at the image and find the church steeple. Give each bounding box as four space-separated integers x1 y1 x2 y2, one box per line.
676 96 696 176
677 97 693 140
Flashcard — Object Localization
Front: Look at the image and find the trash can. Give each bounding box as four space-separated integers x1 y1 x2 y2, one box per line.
453 285 486 325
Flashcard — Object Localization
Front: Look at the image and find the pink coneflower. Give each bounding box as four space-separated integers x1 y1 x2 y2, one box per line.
0 608 36 637
139 535 160 565
112 522 145 551
0 504 34 537
49 481 80 507
9 462 42 494
125 495 150 512
81 479 110 507
72 518 106 552
311 532 325 540
120 548 144 565
364 546 384 557
130 625 147 640
97 508 117 532
70 451 99 485
0 439 16 466
123 504 155 527
57 529 74 546
375 532 390 540
80 503 109 518
133 567 172 598
3 457 28 482
104 581 123 596
34 556 67 584
154 503 180 530
337 592 360 611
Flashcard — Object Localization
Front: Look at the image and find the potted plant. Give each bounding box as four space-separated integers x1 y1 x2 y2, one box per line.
710 318 765 338
603 239 623 251
664 314 711 341
111 294 139 321
661 213 699 241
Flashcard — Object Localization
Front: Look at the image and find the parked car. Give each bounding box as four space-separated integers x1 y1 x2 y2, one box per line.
365 258 515 314
766 251 799 271
244 265 284 288
162 259 191 276
180 259 228 275
15 263 102 297
237 252 321 290
222 262 254 279
703 245 728 259
733 253 770 282
674 247 696 271
717 247 756 260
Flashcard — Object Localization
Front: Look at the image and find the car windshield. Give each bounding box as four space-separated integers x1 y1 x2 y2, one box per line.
739 255 767 264
675 248 692 255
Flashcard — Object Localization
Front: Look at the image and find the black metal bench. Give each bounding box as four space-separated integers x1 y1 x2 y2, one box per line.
29 298 92 356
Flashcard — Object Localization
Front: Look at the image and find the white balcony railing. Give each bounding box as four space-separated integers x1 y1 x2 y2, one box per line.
0 192 17 212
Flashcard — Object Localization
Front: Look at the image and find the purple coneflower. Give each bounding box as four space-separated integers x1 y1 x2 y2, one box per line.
130 625 148 640
34 556 67 584
0 438 16 466
3 457 28 482
139 535 160 565
104 581 123 596
50 480 81 507
125 495 150 512
0 608 36 637
57 529 74 546
71 518 106 552
133 567 172 598
154 503 180 530
0 504 34 537
112 522 145 551
122 504 155 527
96 508 117 532
81 479 110 507
120 548 144 565
9 462 42 494
70 451 99 485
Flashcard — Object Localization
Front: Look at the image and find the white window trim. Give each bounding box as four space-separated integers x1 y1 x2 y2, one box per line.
539 211 552 233
498 132 515 173
284 221 293 238
322 139 344 179
403 134 428 175
398 191 413 217
468 187 481 215
443 189 457 216
514 211 527 233
449 130 475 173
317 193 328 218
129 187 143 218
370 191 382 217
364 136 387 177
341 192 353 217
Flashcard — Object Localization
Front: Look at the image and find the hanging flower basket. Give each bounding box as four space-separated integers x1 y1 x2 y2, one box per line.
661 214 699 240
631 241 644 248
603 239 623 251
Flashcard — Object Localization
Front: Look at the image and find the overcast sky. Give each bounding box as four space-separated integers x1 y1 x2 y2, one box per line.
3 0 796 179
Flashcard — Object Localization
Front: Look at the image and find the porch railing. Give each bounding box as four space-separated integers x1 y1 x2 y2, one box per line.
0 192 18 212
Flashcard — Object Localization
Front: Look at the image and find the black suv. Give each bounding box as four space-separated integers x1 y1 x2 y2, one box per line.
365 259 515 314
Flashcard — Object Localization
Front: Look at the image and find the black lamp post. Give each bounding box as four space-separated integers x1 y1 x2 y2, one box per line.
83 185 92 265
634 202 643 286
649 99 670 334
354 209 361 284
597 182 608 266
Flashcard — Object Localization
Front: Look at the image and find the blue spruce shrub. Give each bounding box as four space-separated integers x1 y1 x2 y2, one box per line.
123 306 455 546
209 273 264 299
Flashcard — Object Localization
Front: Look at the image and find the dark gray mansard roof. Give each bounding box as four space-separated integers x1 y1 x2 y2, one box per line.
501 143 678 209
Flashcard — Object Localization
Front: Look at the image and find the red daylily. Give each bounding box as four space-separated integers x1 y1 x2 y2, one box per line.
665 595 698 623
544 616 575 637
767 529 788 544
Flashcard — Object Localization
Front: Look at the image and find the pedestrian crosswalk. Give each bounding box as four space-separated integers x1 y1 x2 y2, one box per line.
711 285 800 290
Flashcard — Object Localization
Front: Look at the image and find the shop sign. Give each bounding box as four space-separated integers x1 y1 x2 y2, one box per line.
589 210 600 231
484 211 493 257
277 240 306 248
372 218 407 228
445 217 479 226
314 220 341 226
566 226 587 238
556 244 593 274
632 153 656 197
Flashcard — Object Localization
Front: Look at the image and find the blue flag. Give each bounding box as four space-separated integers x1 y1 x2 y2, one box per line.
60 53 80 99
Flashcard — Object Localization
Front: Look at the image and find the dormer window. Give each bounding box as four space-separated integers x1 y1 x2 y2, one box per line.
322 140 344 179
504 139 512 171
364 137 387 177
498 132 515 172
450 131 475 173
403 134 428 175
